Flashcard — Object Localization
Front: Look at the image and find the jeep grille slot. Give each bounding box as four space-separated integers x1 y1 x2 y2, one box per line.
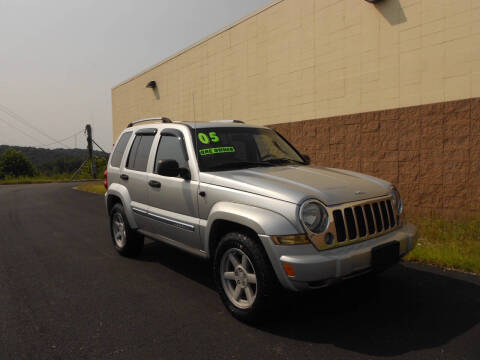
354 206 367 237
328 196 400 248
344 208 357 240
364 204 376 235
380 201 390 230
333 210 346 242
386 199 396 226
372 203 383 232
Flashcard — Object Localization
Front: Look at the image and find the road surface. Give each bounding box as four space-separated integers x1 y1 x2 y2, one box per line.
0 183 479 359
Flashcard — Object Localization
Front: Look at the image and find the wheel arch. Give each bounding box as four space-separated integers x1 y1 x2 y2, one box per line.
105 183 137 229
205 202 299 258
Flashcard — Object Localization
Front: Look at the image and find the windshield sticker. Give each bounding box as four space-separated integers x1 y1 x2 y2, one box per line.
199 146 235 156
198 132 220 144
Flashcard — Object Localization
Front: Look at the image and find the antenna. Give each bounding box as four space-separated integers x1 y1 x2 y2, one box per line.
192 92 203 207
192 93 198 156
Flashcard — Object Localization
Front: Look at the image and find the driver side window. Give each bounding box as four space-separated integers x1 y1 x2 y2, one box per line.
154 135 188 174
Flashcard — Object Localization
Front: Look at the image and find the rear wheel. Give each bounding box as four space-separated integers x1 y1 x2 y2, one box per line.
214 231 278 323
110 203 143 257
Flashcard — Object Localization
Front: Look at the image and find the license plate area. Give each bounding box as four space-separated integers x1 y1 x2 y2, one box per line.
371 241 400 269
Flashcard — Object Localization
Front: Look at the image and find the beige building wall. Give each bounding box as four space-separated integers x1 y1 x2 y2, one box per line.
112 0 480 141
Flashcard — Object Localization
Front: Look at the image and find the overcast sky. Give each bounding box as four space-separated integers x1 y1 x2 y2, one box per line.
0 0 271 151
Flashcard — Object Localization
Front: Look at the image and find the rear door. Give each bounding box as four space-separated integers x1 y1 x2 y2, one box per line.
121 128 157 230
145 128 200 250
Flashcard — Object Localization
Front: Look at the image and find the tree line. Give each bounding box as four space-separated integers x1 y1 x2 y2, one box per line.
0 145 109 179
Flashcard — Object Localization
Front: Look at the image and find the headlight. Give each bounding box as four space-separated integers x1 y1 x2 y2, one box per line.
300 200 329 234
390 185 403 214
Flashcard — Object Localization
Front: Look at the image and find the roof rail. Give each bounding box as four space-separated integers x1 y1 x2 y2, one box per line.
127 117 172 128
209 120 245 124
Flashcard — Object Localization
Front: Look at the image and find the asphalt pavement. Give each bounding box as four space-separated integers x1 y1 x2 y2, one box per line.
0 182 479 359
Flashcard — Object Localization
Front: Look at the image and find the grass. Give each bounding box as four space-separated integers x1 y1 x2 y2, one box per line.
405 215 480 274
0 174 97 185
74 182 106 195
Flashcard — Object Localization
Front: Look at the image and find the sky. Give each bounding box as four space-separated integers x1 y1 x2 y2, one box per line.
0 0 272 151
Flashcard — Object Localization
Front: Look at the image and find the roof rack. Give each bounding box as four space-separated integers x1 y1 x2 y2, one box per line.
209 120 245 124
127 117 172 128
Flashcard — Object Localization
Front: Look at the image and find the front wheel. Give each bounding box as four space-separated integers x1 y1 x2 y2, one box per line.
214 232 278 323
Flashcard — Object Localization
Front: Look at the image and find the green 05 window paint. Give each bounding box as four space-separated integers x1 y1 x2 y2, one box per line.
199 146 235 156
198 132 220 144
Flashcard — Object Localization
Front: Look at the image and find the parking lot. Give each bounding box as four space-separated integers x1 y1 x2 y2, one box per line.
0 182 479 359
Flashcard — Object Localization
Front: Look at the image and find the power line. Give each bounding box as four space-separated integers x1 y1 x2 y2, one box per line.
92 139 109 155
43 129 84 148
0 116 48 146
0 104 71 148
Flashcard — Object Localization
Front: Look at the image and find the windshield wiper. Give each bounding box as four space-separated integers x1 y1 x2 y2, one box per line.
263 158 306 165
207 161 273 171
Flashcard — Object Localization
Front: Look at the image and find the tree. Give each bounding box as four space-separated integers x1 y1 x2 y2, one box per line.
0 148 36 178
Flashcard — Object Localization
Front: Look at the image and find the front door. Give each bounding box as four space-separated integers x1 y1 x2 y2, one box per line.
146 129 200 249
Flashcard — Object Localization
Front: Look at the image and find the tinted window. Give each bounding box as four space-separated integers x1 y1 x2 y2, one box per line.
126 135 155 172
110 132 132 167
192 127 305 172
155 135 188 173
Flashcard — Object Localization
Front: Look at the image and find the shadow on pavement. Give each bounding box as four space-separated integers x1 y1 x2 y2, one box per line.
137 240 215 289
138 240 480 357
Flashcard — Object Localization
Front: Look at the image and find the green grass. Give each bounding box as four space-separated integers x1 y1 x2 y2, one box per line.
405 216 480 274
0 174 94 185
74 182 106 195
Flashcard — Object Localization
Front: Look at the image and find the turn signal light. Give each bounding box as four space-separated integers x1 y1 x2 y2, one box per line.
282 263 296 277
271 234 310 245
103 169 108 190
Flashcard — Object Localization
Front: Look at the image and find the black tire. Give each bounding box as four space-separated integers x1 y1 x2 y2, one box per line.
109 203 144 257
213 231 279 323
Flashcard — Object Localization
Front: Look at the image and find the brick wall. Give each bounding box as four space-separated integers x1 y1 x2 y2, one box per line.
270 98 480 219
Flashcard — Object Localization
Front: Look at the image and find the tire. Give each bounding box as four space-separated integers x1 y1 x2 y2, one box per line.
109 203 144 257
213 231 279 323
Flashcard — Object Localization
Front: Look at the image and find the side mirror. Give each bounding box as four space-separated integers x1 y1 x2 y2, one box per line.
156 159 180 177
156 159 191 180
302 154 311 165
179 167 191 181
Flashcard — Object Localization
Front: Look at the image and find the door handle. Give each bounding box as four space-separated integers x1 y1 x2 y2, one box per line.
120 174 129 181
148 180 161 188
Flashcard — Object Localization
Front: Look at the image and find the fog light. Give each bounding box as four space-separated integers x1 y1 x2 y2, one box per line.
271 234 310 245
282 263 296 277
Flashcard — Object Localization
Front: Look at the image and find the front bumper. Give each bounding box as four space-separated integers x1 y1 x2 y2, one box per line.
259 222 418 291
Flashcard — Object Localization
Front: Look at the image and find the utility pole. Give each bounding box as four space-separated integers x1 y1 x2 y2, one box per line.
85 124 97 178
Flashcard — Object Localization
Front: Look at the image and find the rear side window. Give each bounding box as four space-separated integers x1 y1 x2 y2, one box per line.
126 135 155 172
110 132 132 167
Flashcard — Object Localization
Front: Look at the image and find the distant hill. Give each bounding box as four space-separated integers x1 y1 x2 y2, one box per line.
0 145 109 175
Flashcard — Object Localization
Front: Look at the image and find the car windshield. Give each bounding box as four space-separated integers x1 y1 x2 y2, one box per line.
192 127 306 172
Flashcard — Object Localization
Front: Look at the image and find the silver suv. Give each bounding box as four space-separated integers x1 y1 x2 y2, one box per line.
105 118 417 321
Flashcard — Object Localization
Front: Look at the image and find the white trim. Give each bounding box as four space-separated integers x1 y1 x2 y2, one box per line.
112 0 285 90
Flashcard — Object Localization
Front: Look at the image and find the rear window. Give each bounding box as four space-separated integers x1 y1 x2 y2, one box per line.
126 135 155 172
110 132 132 167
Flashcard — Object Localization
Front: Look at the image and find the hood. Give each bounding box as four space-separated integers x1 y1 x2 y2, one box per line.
200 165 390 206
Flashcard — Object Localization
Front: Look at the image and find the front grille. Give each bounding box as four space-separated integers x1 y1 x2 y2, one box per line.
333 198 397 244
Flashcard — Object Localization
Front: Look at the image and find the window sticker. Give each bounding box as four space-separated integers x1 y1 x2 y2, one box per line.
199 146 235 156
209 132 220 143
198 132 220 144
